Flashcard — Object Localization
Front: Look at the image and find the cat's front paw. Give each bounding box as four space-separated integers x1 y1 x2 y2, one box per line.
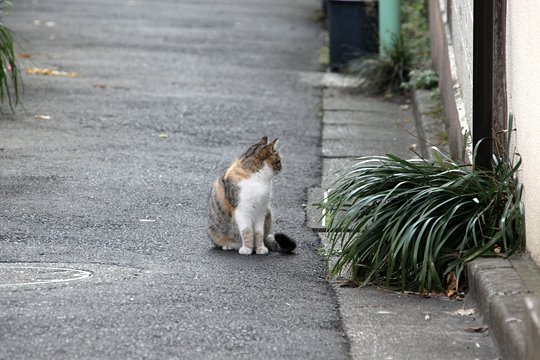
239 246 253 255
256 246 269 255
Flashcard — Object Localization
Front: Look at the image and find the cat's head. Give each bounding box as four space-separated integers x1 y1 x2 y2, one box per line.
241 136 282 173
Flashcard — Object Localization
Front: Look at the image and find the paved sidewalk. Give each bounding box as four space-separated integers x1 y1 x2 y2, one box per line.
308 85 501 359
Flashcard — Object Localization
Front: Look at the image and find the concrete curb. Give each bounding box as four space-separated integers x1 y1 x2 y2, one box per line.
467 257 540 360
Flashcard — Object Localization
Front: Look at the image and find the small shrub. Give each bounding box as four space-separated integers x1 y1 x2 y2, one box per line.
320 148 524 292
347 34 414 94
404 69 438 91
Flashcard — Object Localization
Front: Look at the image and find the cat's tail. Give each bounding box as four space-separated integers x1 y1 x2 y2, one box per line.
265 233 296 253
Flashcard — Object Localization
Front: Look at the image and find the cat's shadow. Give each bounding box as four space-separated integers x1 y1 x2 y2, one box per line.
207 247 297 259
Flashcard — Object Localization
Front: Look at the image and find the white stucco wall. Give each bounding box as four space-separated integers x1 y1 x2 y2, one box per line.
449 0 473 132
507 1 540 265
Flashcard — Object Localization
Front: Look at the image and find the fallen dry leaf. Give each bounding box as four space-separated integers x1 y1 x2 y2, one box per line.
455 308 476 316
34 115 51 120
25 67 79 78
17 53 32 59
93 84 107 90
335 279 358 288
402 290 435 298
446 271 458 298
464 325 488 333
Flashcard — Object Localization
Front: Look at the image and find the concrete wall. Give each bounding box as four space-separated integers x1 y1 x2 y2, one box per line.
428 0 470 160
506 1 540 265
431 0 540 265
448 0 473 132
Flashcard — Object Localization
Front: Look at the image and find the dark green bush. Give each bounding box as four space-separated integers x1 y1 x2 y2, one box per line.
320 148 525 292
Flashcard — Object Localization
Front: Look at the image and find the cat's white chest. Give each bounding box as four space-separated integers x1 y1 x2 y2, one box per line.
236 165 273 217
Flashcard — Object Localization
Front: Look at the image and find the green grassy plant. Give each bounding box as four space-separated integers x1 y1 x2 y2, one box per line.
405 69 438 91
320 147 524 292
347 34 414 94
346 0 433 95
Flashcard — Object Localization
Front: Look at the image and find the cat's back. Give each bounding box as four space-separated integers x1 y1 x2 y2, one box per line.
209 162 245 215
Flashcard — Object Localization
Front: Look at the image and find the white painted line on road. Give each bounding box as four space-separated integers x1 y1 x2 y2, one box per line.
0 265 93 287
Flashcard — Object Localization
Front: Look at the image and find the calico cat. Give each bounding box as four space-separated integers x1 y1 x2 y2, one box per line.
207 136 296 255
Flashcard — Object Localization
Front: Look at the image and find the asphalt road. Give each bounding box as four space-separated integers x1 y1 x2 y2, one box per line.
0 1 350 359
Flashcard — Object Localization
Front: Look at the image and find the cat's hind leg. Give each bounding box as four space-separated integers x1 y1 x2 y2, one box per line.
208 228 239 251
262 209 279 252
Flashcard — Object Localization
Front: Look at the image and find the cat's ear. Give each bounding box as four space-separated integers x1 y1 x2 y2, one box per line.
259 136 268 144
270 138 279 150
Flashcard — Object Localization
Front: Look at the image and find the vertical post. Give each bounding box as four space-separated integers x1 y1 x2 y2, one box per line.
493 0 508 154
378 0 401 57
473 0 494 169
